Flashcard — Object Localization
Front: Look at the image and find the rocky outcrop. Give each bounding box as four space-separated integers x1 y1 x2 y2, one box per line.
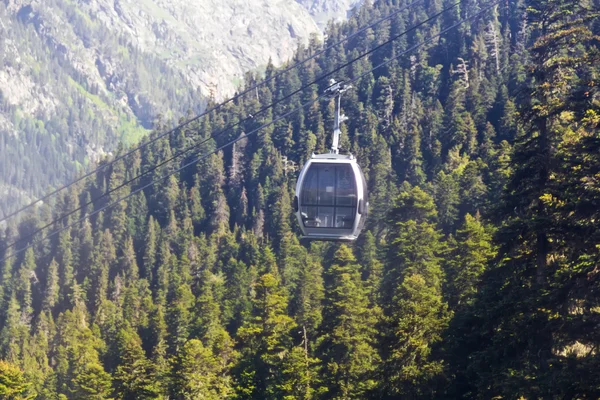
295 0 363 29
16 0 322 98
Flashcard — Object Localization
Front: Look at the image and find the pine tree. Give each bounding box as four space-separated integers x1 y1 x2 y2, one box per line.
191 269 236 390
381 187 450 398
220 259 251 333
193 269 223 346
318 245 379 399
77 219 94 292
357 231 383 305
148 302 169 395
166 255 194 356
203 152 230 235
142 216 159 281
458 160 488 217
42 258 59 312
23 314 52 395
119 237 139 285
127 191 149 246
114 325 161 399
0 360 33 399
382 274 450 399
367 135 398 238
69 362 113 400
53 309 113 400
457 3 600 398
445 213 495 310
280 343 322 400
107 157 129 247
15 248 35 322
234 273 295 399
189 184 206 229
89 230 114 317
268 183 292 251
443 80 471 164
401 119 426 186
433 171 460 232
170 339 231 399
1 296 28 364
56 230 74 310
288 246 324 339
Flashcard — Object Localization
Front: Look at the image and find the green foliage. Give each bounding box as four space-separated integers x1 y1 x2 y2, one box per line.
234 273 296 399
1 0 598 398
445 213 496 310
381 187 450 398
51 309 113 400
318 245 379 399
382 274 450 398
114 326 161 399
69 362 113 400
447 2 600 398
0 360 34 399
170 339 231 399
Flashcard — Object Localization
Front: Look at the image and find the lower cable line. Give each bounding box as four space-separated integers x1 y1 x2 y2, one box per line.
0 0 502 263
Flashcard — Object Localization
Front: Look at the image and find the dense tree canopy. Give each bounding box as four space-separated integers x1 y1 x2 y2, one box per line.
0 0 599 398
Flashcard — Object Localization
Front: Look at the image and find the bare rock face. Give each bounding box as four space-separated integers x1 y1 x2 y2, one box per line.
2 0 324 100
58 0 321 97
295 0 363 29
0 0 355 123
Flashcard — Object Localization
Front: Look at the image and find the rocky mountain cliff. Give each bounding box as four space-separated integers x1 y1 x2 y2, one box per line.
0 0 356 217
295 0 363 28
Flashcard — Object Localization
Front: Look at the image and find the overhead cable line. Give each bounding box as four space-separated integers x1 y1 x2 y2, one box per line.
0 0 426 225
0 0 502 263
2 0 463 251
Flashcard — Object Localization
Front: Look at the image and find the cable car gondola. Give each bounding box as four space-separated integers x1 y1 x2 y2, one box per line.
293 81 368 241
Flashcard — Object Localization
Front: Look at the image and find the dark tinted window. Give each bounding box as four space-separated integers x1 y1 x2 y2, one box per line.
300 163 357 228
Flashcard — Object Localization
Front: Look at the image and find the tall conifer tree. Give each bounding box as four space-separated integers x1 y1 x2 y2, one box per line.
318 245 379 399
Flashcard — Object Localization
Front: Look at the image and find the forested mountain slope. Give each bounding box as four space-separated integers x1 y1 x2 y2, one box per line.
0 0 599 398
0 0 205 218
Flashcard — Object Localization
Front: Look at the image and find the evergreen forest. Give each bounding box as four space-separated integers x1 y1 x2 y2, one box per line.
1 0 599 398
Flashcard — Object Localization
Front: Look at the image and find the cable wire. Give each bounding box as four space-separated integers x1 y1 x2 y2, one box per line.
1 0 463 251
1 0 502 263
0 0 427 225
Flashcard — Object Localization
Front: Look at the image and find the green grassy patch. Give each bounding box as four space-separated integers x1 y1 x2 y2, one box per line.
68 77 149 146
119 115 150 146
68 76 111 111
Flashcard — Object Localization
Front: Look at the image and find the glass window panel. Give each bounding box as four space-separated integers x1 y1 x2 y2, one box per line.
301 206 319 227
318 166 335 206
335 207 355 228
301 163 361 229
317 207 334 227
336 165 356 207
301 167 319 205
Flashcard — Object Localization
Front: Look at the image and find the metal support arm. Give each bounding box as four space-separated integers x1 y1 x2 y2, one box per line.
324 79 351 154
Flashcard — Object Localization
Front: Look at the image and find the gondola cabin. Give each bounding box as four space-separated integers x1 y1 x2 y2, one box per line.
294 153 367 241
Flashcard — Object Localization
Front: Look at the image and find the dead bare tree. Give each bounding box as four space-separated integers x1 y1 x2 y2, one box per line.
282 156 297 176
452 57 470 89
485 20 501 75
